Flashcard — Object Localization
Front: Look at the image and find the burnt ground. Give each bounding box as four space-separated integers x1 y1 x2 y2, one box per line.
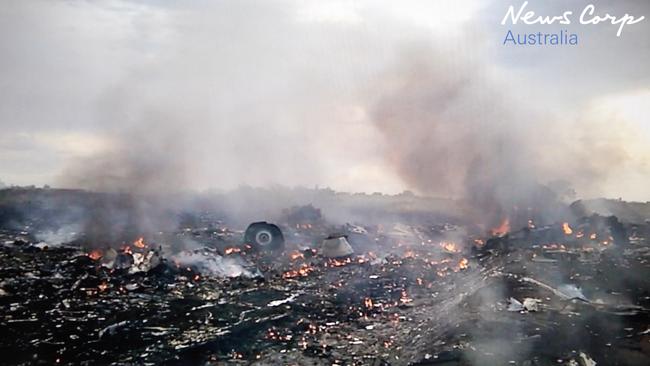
1 223 650 366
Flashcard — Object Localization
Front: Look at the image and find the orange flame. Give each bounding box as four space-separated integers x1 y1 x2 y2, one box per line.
88 249 103 260
490 218 510 237
289 250 304 261
225 247 241 255
133 237 146 248
327 257 352 267
98 282 109 292
440 241 460 253
562 222 573 235
282 264 314 279
399 290 413 304
457 258 469 270
364 298 373 308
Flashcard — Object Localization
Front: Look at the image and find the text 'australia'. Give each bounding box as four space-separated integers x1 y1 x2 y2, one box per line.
503 30 578 46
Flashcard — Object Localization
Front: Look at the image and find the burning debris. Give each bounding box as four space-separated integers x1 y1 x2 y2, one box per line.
0 189 649 365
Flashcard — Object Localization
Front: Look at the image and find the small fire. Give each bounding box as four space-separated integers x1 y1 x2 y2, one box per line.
289 250 304 261
327 257 352 267
224 247 241 255
98 282 109 292
527 219 536 229
490 218 510 237
133 237 146 248
562 222 573 235
88 249 103 260
457 258 469 270
282 264 314 279
590 233 597 240
364 297 373 308
356 255 369 264
399 290 413 304
440 241 460 253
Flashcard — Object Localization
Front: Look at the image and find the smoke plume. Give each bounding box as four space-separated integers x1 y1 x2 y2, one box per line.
368 45 637 226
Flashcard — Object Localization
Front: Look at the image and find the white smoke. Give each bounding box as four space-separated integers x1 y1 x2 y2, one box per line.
171 251 259 278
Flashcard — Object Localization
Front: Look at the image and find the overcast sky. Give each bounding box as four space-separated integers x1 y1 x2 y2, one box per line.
0 0 648 200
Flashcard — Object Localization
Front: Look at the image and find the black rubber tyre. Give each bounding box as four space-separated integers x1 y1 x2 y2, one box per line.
244 222 285 252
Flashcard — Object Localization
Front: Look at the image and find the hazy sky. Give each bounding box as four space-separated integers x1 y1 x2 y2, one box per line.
0 0 648 200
